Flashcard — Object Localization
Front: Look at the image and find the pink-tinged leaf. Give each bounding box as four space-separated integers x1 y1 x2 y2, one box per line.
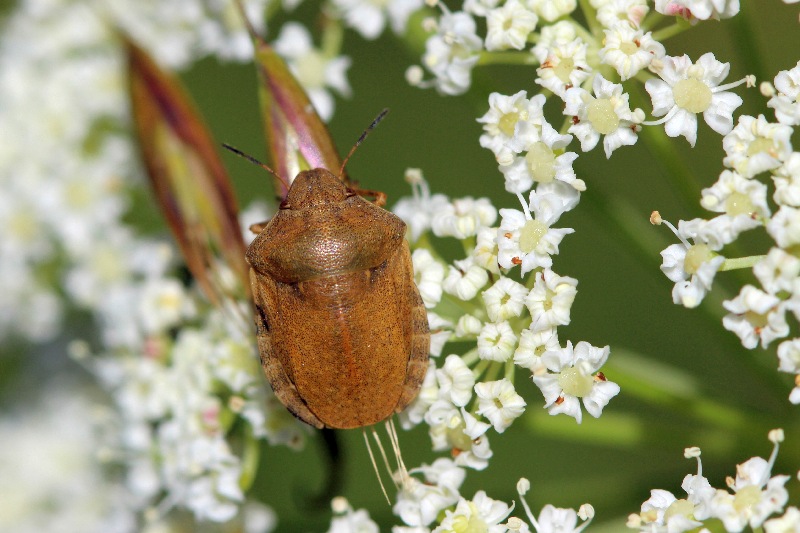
236 3 343 199
126 38 249 305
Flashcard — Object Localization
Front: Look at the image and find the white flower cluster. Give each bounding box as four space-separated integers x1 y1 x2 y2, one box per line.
0 385 135 532
406 0 799 410
84 289 306 523
628 430 798 532
412 0 755 160
0 0 264 342
0 0 295 530
657 61 800 405
107 0 270 67
394 1 800 530
389 158 618 528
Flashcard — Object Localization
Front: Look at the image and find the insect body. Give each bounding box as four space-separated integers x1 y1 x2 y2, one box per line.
246 168 430 429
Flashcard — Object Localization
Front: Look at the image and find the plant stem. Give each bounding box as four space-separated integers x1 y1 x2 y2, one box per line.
720 255 766 271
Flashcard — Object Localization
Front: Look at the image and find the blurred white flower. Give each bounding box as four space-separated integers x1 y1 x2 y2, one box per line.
485 0 538 51
499 120 581 194
768 61 800 126
599 23 664 81
514 327 559 372
478 91 547 166
596 0 649 28
754 248 800 295
436 354 476 407
776 339 800 404
399 360 439 428
701 169 770 231
394 170 451 242
455 314 483 338
482 277 529 322
107 0 269 67
654 0 740 20
535 38 592 98
722 114 793 178
531 21 578 63
768 206 800 249
137 278 196 334
421 10 482 95
772 153 800 207
525 269 578 332
412 249 446 308
473 226 502 275
707 440 790 531
474 379 527 432
628 489 703 532
432 197 498 239
477 321 518 361
332 0 423 39
764 506 800 532
464 0 501 16
428 312 455 357
518 494 594 533
433 490 512 533
0 385 135 533
443 257 490 301
272 22 352 121
328 497 379 533
528 0 578 21
659 218 727 308
395 459 464 527
722 285 790 349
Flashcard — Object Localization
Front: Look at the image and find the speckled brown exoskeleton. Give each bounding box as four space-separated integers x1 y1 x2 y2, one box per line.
244 163 430 430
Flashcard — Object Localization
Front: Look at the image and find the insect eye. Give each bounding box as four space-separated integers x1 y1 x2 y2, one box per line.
345 189 358 198
279 199 292 209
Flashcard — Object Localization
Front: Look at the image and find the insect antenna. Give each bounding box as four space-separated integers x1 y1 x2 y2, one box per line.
338 108 389 178
221 143 291 191
362 428 391 505
385 419 411 490
371 426 399 490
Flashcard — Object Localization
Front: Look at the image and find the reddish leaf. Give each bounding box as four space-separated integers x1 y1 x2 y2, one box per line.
235 2 343 199
126 37 248 304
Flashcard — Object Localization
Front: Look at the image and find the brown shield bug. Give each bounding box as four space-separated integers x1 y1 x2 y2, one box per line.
231 113 430 429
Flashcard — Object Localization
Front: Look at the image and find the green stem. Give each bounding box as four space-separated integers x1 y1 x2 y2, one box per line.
461 235 476 257
321 19 344 59
462 348 481 367
472 358 491 380
504 357 515 383
651 21 689 42
720 255 766 272
238 428 261 491
485 360 502 383
438 290 487 322
576 0 601 37
477 51 537 67
639 12 664 33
